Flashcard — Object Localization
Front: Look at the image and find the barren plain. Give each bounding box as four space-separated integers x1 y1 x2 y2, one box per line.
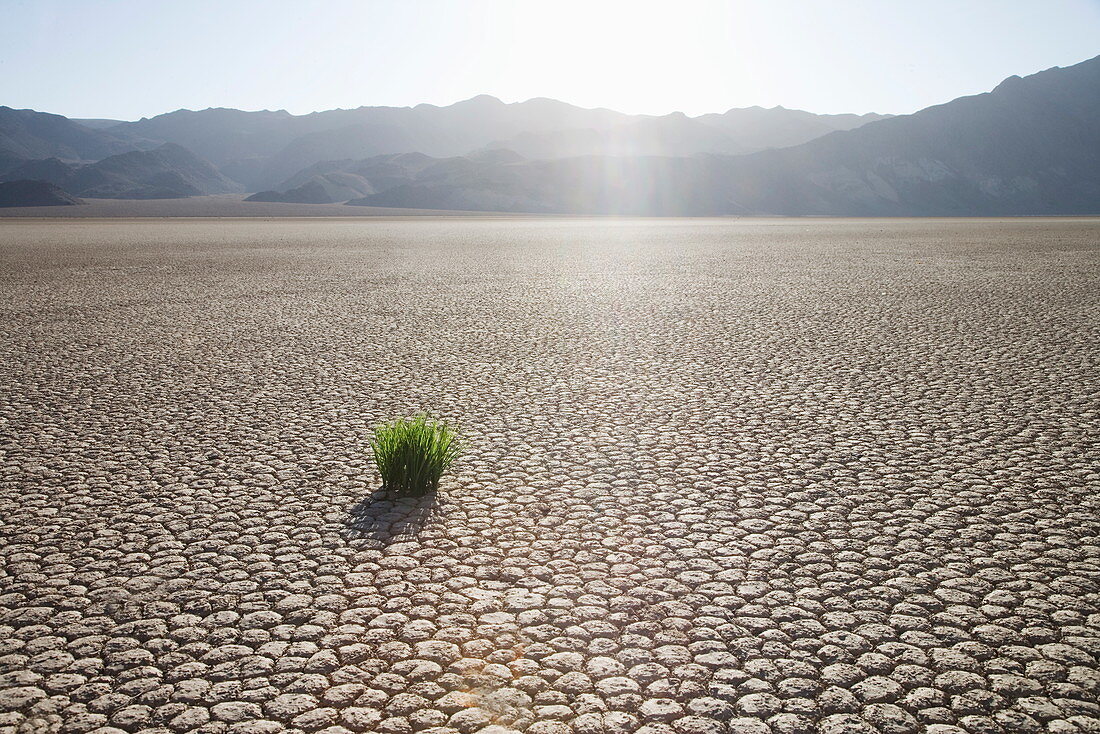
1 217 1098 734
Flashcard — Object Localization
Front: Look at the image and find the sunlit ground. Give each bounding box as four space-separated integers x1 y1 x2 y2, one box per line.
0 218 1097 733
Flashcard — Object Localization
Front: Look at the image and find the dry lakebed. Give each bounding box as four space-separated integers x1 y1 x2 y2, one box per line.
0 217 1098 734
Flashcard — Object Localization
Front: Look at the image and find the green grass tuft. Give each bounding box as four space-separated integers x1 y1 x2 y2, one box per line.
369 414 462 496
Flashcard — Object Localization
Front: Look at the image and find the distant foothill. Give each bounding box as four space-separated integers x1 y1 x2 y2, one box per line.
0 179 83 208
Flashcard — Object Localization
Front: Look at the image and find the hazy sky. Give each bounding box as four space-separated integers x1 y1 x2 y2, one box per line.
2 0 1098 120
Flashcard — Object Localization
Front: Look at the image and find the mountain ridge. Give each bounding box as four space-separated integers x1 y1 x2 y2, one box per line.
1 55 1097 213
0 96 894 195
343 55 1100 215
0 106 132 162
0 143 244 199
90 97 891 190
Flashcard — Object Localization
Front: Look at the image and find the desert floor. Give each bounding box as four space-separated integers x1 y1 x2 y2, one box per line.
1 218 1098 734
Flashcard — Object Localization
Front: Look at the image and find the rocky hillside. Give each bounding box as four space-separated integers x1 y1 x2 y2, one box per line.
0 179 83 207
0 141 245 200
0 106 132 162
63 143 244 199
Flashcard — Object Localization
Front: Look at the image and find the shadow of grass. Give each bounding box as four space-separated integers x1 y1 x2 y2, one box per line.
345 489 441 544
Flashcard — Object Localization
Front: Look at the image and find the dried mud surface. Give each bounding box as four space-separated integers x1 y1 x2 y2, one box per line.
1 218 1099 734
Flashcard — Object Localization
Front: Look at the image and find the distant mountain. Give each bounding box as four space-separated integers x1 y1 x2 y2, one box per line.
278 152 437 194
482 107 892 159
4 56 1096 214
245 179 331 204
73 118 127 130
0 180 83 207
3 97 891 194
65 143 243 199
482 114 744 159
103 97 629 189
348 56 1100 215
705 54 1100 215
0 151 22 177
0 157 76 187
105 107 299 188
243 150 529 205
280 170 377 202
348 155 705 213
0 107 131 163
258 123 427 187
695 107 892 150
103 96 886 190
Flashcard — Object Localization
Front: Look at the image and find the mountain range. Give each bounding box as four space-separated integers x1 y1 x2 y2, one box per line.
69 97 888 191
1 54 1097 214
0 143 242 199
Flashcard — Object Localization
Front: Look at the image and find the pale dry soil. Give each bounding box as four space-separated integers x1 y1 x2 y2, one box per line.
1 218 1098 734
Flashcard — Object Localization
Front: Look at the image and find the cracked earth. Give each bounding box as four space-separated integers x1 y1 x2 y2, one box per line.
0 217 1098 734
